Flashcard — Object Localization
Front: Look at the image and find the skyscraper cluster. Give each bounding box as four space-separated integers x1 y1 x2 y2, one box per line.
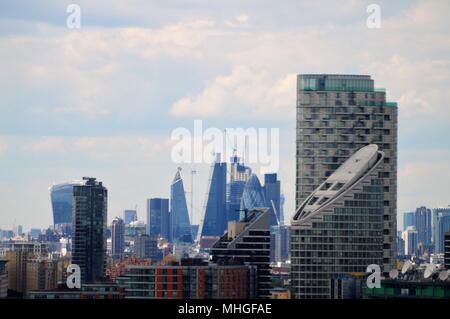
399 206 450 257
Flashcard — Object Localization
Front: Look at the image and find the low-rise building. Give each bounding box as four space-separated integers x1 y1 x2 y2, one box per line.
117 259 257 299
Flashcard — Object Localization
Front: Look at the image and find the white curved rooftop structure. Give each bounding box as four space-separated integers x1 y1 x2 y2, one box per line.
293 144 384 222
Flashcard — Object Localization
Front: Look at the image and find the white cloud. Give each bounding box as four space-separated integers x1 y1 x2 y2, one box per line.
170 65 296 119
22 136 174 161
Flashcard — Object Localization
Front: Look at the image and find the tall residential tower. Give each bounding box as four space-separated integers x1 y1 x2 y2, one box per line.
72 177 108 284
291 144 385 298
294 74 397 274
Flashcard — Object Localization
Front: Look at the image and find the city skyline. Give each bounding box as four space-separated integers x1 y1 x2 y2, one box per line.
1 0 450 234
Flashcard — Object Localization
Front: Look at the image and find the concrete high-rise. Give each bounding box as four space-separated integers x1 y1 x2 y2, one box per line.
291 144 385 299
295 74 398 273
111 217 125 260
72 177 107 284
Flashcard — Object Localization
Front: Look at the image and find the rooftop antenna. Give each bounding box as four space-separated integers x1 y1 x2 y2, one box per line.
243 135 249 165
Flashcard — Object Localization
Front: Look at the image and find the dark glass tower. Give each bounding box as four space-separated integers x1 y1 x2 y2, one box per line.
170 169 193 243
210 208 271 299
72 177 107 284
147 198 171 241
200 154 227 240
111 217 125 260
263 173 281 226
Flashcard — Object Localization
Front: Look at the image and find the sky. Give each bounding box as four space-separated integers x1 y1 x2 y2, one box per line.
0 0 449 231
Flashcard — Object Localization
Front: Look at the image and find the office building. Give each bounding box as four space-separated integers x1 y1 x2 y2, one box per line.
27 283 124 299
264 173 281 226
147 198 170 241
445 231 450 270
210 208 271 299
0 259 8 298
274 225 291 262
240 174 267 219
402 226 418 257
25 258 57 292
330 275 363 299
227 154 252 222
125 221 146 238
133 234 160 260
433 207 450 253
1 242 48 295
414 206 432 254
5 251 28 294
111 217 125 260
123 210 138 225
280 194 286 225
50 181 83 236
170 168 193 243
117 259 256 299
72 177 108 284
295 74 398 272
397 232 405 256
14 225 23 237
291 144 385 299
403 212 415 231
200 154 227 247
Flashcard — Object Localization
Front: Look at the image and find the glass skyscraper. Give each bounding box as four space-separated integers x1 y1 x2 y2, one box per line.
403 211 415 230
433 207 450 253
147 198 171 241
200 154 227 240
72 177 108 284
295 74 398 273
50 181 83 236
123 209 137 225
240 174 267 219
291 144 385 299
111 217 125 260
227 154 252 222
170 169 193 243
263 173 281 226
